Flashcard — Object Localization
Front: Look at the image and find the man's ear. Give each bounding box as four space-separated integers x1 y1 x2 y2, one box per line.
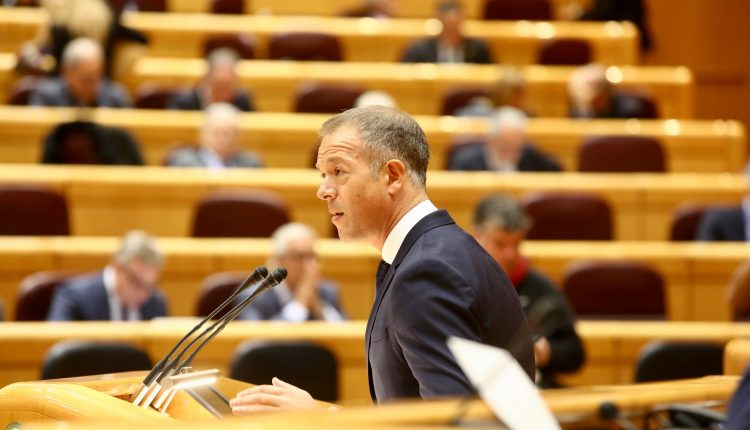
383 159 407 192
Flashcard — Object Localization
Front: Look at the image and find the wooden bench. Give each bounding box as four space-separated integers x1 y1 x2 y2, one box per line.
0 107 740 171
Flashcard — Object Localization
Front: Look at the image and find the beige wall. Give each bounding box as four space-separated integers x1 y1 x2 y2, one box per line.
644 0 750 151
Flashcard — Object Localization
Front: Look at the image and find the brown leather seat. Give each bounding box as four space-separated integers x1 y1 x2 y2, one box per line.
727 261 750 321
521 192 613 240
537 38 592 66
578 135 666 173
7 75 43 105
15 271 81 321
634 341 724 382
133 0 166 11
211 0 245 14
41 340 152 379
669 203 718 241
562 260 666 319
134 83 178 109
191 190 290 238
293 83 365 113
203 35 255 59
195 272 246 319
440 87 491 116
268 32 342 61
0 185 70 236
483 0 552 20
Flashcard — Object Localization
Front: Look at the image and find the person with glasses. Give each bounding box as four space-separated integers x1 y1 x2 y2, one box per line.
47 230 167 321
236 223 347 322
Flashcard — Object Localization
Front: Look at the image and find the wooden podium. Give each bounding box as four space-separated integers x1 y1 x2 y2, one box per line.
0 372 740 429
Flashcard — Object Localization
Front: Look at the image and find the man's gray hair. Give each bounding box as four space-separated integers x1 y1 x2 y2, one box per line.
203 102 240 130
61 37 103 68
207 47 240 73
319 106 430 188
271 222 317 256
113 230 164 267
489 106 528 136
473 194 532 232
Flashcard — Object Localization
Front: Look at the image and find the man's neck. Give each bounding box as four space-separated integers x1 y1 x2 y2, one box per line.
372 191 429 251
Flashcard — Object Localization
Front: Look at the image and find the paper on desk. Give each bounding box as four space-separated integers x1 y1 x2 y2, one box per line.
447 336 560 430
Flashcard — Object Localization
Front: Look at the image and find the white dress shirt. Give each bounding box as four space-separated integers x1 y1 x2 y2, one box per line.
103 266 141 321
381 200 438 264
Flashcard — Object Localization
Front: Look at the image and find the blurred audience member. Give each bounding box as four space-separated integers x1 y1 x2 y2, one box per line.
567 64 649 119
29 37 132 108
41 120 144 165
354 90 397 108
167 48 255 112
563 0 651 51
696 206 748 242
237 223 347 322
47 230 167 321
401 0 492 64
472 195 585 388
16 0 148 77
342 0 397 18
448 107 561 172
166 103 262 168
492 66 533 114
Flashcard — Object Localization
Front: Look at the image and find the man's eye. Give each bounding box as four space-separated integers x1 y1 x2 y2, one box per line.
334 168 343 176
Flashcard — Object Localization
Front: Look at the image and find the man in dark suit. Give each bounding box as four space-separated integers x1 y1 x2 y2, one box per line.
236 223 346 321
41 120 144 165
29 38 132 108
402 0 492 64
47 230 167 321
166 103 262 169
448 107 561 172
230 106 534 413
696 206 746 241
568 64 653 119
167 48 255 112
471 195 585 388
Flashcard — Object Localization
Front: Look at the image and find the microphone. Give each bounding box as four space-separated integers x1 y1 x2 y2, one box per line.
598 401 640 430
145 268 287 410
130 266 268 406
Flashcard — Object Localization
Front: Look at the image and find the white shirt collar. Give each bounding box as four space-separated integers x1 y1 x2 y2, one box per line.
103 266 122 320
381 200 438 264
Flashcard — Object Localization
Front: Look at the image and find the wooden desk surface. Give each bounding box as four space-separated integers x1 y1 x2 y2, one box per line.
0 8 638 65
0 165 745 242
128 59 692 117
1 237 750 325
0 107 741 171
0 320 747 403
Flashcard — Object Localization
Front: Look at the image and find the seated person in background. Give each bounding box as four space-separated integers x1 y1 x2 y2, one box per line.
29 37 132 108
41 120 144 165
236 223 347 321
341 0 397 18
448 107 561 172
696 204 748 242
166 103 262 168
401 0 492 64
167 48 255 112
472 194 585 388
563 0 651 52
567 63 649 119
47 230 167 321
455 66 533 117
354 90 397 108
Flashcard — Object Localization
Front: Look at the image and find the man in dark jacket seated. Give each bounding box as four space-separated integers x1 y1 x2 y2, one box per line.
41 120 144 165
47 230 167 321
568 63 655 119
401 0 492 64
471 194 585 388
448 107 561 172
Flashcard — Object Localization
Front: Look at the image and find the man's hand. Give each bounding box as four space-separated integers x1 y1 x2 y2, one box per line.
230 377 324 415
294 258 322 316
533 336 552 368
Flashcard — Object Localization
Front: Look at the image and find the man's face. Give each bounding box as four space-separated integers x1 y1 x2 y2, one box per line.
316 126 390 244
473 226 525 274
277 236 317 289
206 66 237 104
489 127 525 166
440 9 464 44
202 119 239 161
63 58 102 105
113 259 160 309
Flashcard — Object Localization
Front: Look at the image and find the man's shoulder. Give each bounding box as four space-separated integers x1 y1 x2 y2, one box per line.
167 147 204 166
59 272 104 296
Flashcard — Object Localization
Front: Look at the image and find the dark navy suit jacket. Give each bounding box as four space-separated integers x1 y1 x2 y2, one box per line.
235 280 346 321
696 207 746 242
448 141 562 172
401 38 493 64
366 210 535 403
47 272 167 321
